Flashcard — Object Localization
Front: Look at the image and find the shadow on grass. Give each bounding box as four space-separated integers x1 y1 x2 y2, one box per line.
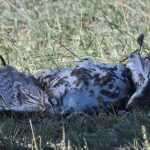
0 109 149 149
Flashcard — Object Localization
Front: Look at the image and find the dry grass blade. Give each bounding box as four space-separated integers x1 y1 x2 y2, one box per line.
29 119 39 150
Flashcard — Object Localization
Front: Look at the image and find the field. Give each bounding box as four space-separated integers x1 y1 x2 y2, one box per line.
0 0 150 149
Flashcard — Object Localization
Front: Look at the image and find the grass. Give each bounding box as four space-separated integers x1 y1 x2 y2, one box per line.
0 0 150 149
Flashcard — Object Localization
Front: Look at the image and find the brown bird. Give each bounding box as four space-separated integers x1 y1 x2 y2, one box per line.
0 54 150 115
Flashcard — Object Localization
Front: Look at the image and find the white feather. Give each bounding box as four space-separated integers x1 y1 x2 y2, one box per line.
126 54 150 88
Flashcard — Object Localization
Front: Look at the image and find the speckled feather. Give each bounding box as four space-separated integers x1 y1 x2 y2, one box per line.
37 59 135 114
0 65 50 112
0 54 149 115
126 54 150 109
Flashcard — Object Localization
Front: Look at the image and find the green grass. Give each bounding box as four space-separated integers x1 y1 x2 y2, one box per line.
0 0 150 149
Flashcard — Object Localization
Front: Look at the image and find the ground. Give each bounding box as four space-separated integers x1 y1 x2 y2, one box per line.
0 0 150 149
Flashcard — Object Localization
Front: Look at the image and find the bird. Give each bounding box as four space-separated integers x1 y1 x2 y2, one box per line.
37 58 135 115
0 53 149 116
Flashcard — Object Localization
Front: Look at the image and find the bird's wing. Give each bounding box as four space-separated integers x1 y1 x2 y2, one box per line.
0 65 49 112
126 54 150 109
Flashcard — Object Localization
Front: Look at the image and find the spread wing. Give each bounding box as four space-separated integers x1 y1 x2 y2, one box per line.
127 54 150 89
126 54 150 109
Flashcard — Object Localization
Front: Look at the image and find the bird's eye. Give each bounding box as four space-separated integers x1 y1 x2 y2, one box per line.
49 98 58 106
17 93 22 99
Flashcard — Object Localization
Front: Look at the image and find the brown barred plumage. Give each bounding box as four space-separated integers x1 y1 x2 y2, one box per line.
0 53 149 115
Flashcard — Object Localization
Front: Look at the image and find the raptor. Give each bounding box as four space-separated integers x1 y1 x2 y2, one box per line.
0 53 149 115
